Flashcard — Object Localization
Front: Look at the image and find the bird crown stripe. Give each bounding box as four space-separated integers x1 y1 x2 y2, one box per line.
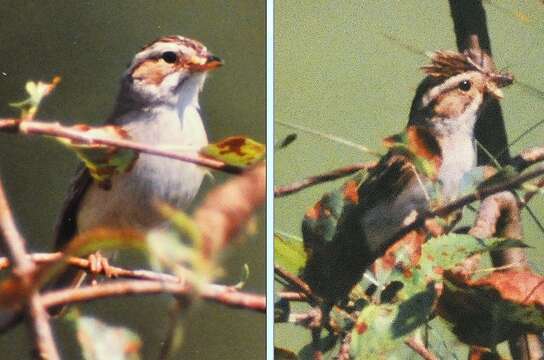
421 50 481 78
141 36 205 53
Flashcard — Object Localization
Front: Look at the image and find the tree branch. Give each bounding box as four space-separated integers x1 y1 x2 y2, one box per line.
274 162 376 198
469 192 544 360
0 178 60 360
0 118 243 174
275 266 320 305
40 280 265 313
405 336 439 360
0 252 265 313
376 161 544 266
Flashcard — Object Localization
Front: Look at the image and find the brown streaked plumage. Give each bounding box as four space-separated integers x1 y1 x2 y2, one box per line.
301 50 513 303
50 36 222 312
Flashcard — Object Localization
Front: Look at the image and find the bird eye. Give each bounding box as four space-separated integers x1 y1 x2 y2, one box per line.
161 51 177 63
459 80 471 91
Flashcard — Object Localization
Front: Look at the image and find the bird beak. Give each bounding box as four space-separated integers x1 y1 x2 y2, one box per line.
185 54 223 72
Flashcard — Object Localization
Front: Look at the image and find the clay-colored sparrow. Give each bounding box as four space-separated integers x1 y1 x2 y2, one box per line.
52 35 222 292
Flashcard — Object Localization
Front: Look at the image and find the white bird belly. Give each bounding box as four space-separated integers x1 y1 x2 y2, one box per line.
77 107 207 232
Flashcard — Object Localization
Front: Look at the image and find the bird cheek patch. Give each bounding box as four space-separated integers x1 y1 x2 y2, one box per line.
131 59 172 85
434 91 472 119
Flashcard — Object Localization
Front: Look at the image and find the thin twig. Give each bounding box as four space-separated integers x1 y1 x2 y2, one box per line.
405 336 439 360
0 180 34 274
274 162 376 198
40 280 265 313
378 163 544 259
276 119 381 156
0 252 265 313
158 299 186 360
277 291 307 302
0 252 178 283
336 332 352 360
523 177 544 206
0 118 243 174
274 142 544 199
274 265 319 305
0 179 60 360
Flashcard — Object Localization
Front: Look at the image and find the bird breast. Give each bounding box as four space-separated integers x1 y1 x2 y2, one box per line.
77 105 208 232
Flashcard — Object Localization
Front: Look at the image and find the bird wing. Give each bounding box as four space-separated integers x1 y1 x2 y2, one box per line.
53 165 93 251
302 151 415 254
301 127 441 302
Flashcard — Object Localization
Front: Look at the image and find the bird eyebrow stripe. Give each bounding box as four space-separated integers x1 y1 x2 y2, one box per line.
141 36 204 53
421 73 472 108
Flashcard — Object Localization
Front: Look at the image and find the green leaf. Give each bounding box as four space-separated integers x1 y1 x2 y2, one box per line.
56 125 139 187
419 234 488 280
146 229 220 287
350 282 435 358
63 228 146 258
274 232 306 274
155 202 203 251
351 303 410 358
474 238 530 254
9 77 61 120
67 310 141 360
200 136 265 167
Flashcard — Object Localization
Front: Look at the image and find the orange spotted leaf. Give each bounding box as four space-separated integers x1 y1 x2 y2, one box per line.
56 125 139 187
438 270 544 347
342 180 359 204
201 136 265 167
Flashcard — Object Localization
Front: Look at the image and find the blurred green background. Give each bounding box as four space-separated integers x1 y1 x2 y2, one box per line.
0 1 265 359
275 1 544 358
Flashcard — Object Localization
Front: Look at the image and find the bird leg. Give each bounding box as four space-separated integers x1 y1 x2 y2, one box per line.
87 252 114 285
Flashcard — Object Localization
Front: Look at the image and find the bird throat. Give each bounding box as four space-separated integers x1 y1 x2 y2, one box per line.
435 121 477 199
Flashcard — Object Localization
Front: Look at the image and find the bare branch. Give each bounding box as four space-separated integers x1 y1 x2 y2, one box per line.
0 252 265 315
405 336 439 360
0 178 60 360
378 162 544 259
469 191 523 242
40 280 265 313
274 266 319 305
274 162 376 198
469 192 544 359
0 179 34 274
0 118 243 174
277 291 307 302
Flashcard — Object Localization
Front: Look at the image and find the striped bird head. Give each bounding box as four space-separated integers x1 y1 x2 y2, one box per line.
409 50 512 137
118 35 222 110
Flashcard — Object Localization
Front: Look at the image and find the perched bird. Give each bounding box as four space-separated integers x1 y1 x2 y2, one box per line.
51 35 222 293
301 50 513 304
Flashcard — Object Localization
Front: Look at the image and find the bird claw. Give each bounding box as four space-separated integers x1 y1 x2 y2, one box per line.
87 252 115 283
